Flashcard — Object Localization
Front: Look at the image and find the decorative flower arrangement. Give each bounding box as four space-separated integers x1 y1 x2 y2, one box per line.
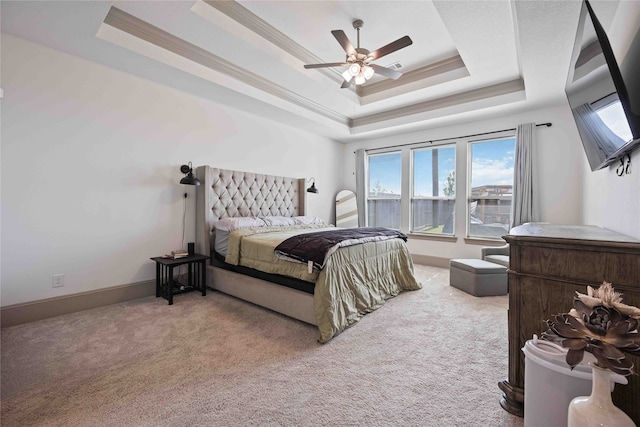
543 281 640 376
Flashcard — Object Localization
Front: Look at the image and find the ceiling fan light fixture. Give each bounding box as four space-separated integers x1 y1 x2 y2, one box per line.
348 63 361 76
342 69 354 82
363 65 375 80
355 74 366 85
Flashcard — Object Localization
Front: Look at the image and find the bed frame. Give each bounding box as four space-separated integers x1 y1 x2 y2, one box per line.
195 166 317 325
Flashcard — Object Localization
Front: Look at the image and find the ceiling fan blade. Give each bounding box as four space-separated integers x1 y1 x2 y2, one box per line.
368 36 413 61
340 79 353 89
331 30 356 56
304 62 349 69
370 64 403 80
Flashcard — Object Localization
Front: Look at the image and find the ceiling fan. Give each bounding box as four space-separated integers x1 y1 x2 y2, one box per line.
304 19 413 88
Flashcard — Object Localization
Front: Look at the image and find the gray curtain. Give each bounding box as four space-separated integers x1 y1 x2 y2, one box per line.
510 123 539 229
355 149 366 227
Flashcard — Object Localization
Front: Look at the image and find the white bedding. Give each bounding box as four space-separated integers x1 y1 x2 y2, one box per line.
213 216 325 256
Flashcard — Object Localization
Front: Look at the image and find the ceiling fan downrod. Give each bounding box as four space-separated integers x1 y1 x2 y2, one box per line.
354 19 363 50
347 20 373 83
352 19 368 56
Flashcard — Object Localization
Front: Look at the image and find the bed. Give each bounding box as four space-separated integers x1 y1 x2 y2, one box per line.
195 166 421 342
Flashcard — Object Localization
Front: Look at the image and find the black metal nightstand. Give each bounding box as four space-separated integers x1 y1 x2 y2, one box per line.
150 254 208 305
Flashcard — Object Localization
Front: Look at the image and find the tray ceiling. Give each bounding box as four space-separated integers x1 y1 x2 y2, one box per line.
2 1 602 142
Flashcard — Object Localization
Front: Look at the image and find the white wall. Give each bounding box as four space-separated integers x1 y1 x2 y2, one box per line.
582 149 640 240
342 104 586 260
5 33 638 308
1 34 343 306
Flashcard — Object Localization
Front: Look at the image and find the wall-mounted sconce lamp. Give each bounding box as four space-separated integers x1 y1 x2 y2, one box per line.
179 162 200 186
306 178 319 193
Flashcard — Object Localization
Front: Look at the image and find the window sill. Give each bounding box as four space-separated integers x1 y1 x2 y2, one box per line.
463 236 508 246
407 233 457 242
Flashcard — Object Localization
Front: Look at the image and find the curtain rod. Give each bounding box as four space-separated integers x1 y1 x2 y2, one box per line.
359 122 552 153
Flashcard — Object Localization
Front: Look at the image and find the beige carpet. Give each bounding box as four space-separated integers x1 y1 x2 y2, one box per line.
1 265 524 427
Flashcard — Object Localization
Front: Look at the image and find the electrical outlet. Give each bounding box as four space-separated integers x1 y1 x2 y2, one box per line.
52 274 64 288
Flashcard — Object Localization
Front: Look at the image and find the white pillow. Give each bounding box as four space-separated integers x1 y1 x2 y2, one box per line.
213 217 266 232
293 216 325 225
261 216 296 226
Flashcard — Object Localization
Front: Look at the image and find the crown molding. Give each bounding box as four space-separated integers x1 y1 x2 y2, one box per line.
356 55 469 103
203 0 321 64
352 78 526 132
102 6 350 127
201 0 344 86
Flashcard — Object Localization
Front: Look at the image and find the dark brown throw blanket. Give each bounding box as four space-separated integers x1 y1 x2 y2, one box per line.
274 227 407 270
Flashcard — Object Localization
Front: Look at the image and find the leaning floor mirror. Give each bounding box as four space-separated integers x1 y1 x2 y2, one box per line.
335 190 358 228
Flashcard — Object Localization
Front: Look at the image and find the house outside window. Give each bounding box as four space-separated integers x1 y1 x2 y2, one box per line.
367 151 401 229
411 145 456 235
468 137 516 239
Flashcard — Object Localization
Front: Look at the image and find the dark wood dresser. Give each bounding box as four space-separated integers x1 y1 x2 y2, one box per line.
498 223 640 423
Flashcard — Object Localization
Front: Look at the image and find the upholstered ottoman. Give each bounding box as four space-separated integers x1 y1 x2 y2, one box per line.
449 259 508 296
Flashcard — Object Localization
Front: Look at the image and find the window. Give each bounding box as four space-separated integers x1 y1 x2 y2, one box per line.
411 145 456 235
468 137 515 239
362 130 516 240
367 151 401 229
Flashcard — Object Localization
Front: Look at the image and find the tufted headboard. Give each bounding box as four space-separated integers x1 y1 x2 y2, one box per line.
195 166 307 258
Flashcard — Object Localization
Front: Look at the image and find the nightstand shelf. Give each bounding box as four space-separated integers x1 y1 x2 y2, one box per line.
150 254 208 305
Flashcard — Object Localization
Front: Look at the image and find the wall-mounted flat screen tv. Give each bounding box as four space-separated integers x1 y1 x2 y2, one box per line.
565 0 640 171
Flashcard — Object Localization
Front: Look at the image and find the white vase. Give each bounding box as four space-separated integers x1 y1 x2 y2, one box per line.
567 363 636 427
